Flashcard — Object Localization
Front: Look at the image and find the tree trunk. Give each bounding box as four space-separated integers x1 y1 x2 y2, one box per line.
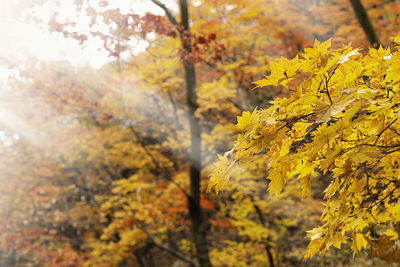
349 0 380 47
149 1 212 265
253 202 275 267
179 0 212 266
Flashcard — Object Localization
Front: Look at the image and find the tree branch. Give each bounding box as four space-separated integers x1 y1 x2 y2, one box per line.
349 0 380 47
127 124 191 199
149 0 178 25
141 225 197 266
251 198 276 267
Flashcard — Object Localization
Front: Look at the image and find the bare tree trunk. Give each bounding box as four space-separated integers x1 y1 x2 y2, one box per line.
149 1 212 266
349 0 380 47
179 1 212 266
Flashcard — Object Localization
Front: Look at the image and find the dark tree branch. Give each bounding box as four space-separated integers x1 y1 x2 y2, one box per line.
349 0 380 47
179 0 189 30
149 0 178 25
375 118 398 145
127 124 191 198
141 225 197 267
251 199 276 267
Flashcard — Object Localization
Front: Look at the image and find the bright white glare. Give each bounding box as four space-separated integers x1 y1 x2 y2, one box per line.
0 0 177 147
0 105 43 147
0 131 19 147
0 0 176 83
0 18 109 67
193 1 202 7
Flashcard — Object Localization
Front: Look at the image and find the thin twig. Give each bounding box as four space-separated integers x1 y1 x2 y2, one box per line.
149 0 178 25
140 224 198 266
375 117 398 145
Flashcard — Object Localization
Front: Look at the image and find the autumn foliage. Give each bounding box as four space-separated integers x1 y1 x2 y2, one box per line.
2 0 400 266
211 36 400 261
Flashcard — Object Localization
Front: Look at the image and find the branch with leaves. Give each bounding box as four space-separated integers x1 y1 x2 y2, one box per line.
210 37 400 261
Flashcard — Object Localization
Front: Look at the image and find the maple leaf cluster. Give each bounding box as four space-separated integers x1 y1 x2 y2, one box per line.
6 0 400 266
211 36 400 261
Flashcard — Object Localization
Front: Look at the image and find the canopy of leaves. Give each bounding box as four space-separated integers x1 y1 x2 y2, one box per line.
2 0 400 266
211 36 400 262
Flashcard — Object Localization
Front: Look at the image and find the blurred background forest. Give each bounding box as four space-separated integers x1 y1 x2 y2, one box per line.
1 0 400 266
